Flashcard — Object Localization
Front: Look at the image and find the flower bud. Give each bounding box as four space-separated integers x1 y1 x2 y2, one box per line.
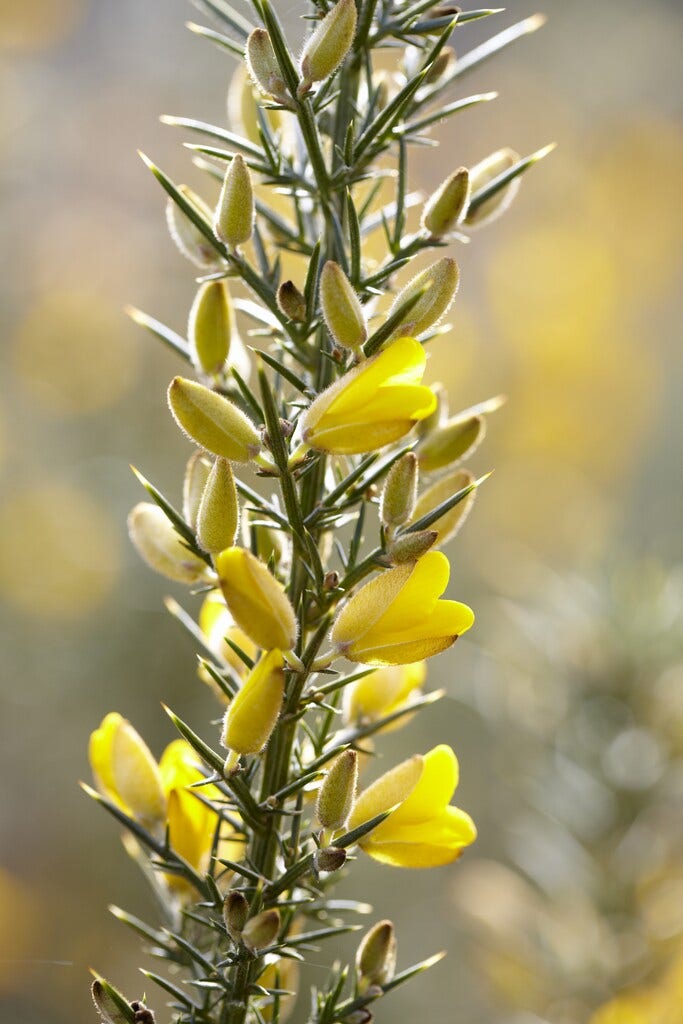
246 28 288 103
356 921 397 991
242 908 280 953
128 503 207 584
91 979 136 1024
425 45 455 83
168 377 261 462
196 458 240 554
379 453 418 529
223 890 250 942
317 750 358 831
277 280 307 323
388 257 459 339
464 148 521 227
421 168 471 237
387 529 438 565
228 63 284 147
188 280 233 376
182 451 212 529
89 713 166 828
315 846 347 873
221 649 285 765
320 261 367 354
417 414 485 472
213 154 254 250
411 468 475 547
166 186 220 268
216 547 297 651
299 0 357 95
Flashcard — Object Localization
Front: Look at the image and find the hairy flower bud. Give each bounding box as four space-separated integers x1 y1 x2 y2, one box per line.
196 458 240 554
246 28 288 103
188 280 233 376
387 529 438 565
216 547 297 651
128 503 207 584
356 921 397 991
317 750 358 832
168 377 262 462
182 451 212 529
242 908 280 953
299 0 357 95
421 168 471 237
417 414 485 472
213 154 254 249
92 979 137 1024
388 258 459 339
223 890 250 942
277 280 307 323
320 261 367 354
379 452 418 529
165 186 219 268
222 649 285 769
464 148 521 227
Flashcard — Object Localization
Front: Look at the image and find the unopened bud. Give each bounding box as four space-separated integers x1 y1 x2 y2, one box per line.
128 503 207 584
217 547 297 651
416 382 448 439
425 46 455 83
213 155 254 250
221 649 285 763
380 453 418 529
242 908 280 953
182 451 212 529
91 979 135 1024
277 280 307 322
417 414 485 472
196 458 240 554
315 846 347 873
356 920 397 991
299 0 357 95
317 750 358 831
411 469 475 547
166 186 220 268
223 890 250 942
464 148 521 227
320 261 367 354
388 529 438 564
421 168 471 237
168 376 262 462
389 257 459 339
188 280 233 376
246 28 288 103
323 570 339 591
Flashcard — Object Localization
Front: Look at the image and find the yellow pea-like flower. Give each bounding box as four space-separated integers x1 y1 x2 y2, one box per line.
199 591 258 681
344 662 426 731
89 713 166 829
330 551 473 665
221 649 285 767
128 502 208 584
168 376 262 462
410 469 476 548
216 547 297 651
348 744 477 868
300 336 435 455
159 739 221 877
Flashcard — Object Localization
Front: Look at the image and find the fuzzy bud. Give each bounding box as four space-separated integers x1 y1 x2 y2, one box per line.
277 280 307 322
320 261 367 354
417 414 485 472
246 28 288 103
421 168 471 237
128 503 207 584
299 0 357 95
316 750 358 831
221 649 285 766
166 186 219 268
242 908 280 953
387 529 438 565
91 980 135 1024
223 890 250 942
388 257 459 339
168 376 262 462
213 155 254 249
379 452 418 529
356 921 397 991
464 148 521 227
196 458 240 554
315 846 347 873
188 280 233 376
216 547 297 651
182 451 212 529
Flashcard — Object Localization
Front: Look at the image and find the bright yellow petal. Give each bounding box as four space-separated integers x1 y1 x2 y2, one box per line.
353 599 474 663
363 806 477 867
307 417 421 455
348 633 456 666
347 754 423 832
367 552 448 636
331 562 413 650
345 662 426 722
89 712 121 804
324 337 426 419
388 745 459 825
222 649 284 755
216 547 296 651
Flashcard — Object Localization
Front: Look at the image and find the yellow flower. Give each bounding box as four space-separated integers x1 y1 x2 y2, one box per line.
347 744 476 868
216 547 297 651
221 650 285 769
300 337 436 455
344 662 426 731
199 591 258 682
159 739 225 882
330 551 473 665
89 713 166 828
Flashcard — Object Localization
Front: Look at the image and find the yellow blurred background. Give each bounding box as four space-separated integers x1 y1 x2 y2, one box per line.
0 1 681 1022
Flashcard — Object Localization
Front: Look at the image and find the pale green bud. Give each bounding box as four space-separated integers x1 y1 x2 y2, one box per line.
299 0 357 95
316 749 358 831
168 377 262 462
356 920 397 991
242 908 280 953
128 503 207 584
421 168 471 237
389 257 459 339
182 451 212 529
315 846 347 873
213 155 254 250
417 414 485 472
166 186 220 268
246 28 289 105
196 458 239 554
380 453 418 529
464 148 521 227
223 890 250 942
188 280 233 376
387 529 438 565
320 261 367 353
277 280 307 323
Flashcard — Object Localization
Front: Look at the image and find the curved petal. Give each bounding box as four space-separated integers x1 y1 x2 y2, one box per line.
347 754 423 832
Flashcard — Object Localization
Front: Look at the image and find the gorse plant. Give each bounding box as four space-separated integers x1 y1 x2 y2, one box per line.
85 3 551 1022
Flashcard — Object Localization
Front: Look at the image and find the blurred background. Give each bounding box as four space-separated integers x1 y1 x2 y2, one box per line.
0 1 681 1022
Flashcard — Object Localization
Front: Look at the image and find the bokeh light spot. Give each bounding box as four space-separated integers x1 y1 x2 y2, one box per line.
0 0 86 52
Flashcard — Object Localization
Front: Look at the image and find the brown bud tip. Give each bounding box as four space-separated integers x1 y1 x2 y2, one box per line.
223 890 250 941
315 846 347 873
